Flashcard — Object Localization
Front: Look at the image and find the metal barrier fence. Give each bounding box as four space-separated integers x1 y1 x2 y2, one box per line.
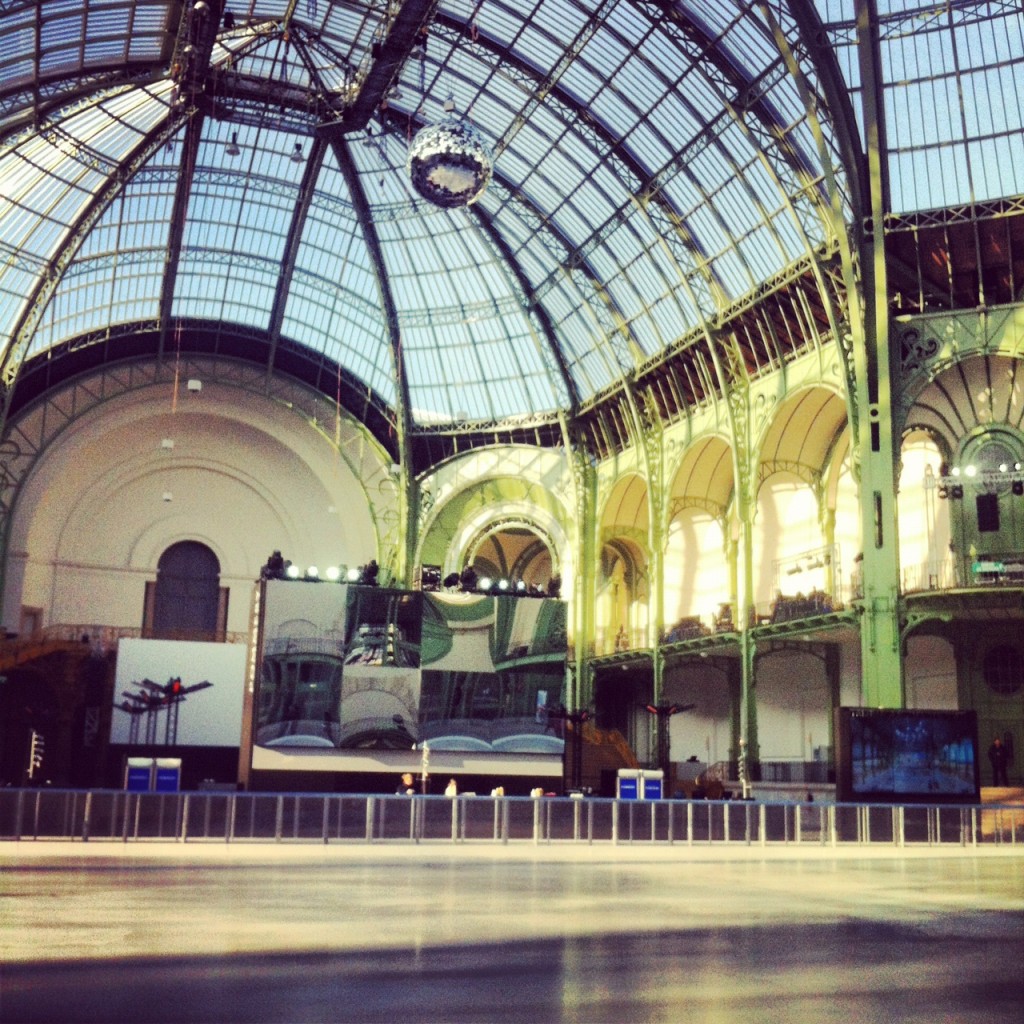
0 789 1020 848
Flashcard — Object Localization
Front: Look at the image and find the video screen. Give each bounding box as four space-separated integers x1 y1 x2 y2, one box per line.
255 582 567 756
835 707 979 804
112 639 247 747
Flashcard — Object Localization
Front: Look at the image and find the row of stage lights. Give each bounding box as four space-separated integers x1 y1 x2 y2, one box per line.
932 461 1024 499
261 552 379 585
261 553 562 598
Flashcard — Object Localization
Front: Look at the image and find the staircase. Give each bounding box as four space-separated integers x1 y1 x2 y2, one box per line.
577 721 639 795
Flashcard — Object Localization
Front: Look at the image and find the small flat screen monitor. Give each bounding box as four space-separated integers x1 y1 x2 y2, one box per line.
834 707 980 804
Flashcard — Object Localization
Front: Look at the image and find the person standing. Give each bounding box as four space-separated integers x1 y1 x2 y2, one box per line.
988 736 1010 787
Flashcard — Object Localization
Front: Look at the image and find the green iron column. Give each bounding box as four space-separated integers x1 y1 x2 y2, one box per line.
854 0 903 708
569 442 598 713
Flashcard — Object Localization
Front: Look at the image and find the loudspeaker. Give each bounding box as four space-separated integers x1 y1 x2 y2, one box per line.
977 492 1000 532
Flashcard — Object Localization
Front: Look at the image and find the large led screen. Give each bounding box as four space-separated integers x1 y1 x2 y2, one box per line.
834 707 980 804
112 639 247 747
255 583 567 756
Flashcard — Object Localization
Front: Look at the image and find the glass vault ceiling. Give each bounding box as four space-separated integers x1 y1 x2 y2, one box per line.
1 1 1023 443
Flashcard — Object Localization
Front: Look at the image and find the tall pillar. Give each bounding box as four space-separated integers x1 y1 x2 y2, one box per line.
854 0 903 708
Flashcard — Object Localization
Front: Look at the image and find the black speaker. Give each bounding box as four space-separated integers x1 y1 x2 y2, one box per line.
977 492 1000 532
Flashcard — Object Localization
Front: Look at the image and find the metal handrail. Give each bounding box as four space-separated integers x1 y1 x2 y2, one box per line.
0 789 1019 849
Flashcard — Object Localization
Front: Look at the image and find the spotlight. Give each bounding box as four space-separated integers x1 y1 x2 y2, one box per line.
262 550 286 579
225 132 240 156
951 466 961 477
306 566 319 580
477 576 493 592
497 579 510 591
325 566 341 582
286 564 301 579
516 580 527 593
346 567 361 582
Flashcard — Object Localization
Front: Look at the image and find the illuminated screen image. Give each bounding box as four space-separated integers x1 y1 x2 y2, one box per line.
112 639 247 747
835 707 980 804
255 583 567 755
419 593 567 753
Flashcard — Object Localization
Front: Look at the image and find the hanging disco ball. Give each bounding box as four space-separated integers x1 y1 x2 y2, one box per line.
406 116 493 208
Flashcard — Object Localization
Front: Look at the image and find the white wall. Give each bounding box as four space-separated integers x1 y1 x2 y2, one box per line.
663 662 733 766
4 382 382 634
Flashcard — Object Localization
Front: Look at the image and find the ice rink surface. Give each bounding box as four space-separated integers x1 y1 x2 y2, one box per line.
1 841 1022 1023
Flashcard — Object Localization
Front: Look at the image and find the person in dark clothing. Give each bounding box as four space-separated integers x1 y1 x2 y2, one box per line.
988 737 1010 787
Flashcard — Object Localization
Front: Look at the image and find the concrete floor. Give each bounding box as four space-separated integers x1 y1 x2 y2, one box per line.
1 841 1022 1023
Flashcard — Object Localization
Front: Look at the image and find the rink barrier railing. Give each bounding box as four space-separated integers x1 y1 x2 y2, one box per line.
0 789 1020 848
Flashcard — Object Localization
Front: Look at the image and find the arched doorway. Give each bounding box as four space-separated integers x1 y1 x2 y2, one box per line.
143 542 227 640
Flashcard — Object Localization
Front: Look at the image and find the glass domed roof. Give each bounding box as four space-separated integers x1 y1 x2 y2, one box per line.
2 0 1023 464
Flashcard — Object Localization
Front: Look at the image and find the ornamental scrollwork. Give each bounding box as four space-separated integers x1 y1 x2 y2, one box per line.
899 328 939 375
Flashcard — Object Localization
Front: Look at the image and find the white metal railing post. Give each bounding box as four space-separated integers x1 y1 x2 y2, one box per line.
759 803 766 847
322 796 330 845
686 801 693 845
365 796 375 842
180 793 190 842
81 791 92 842
587 800 594 844
795 804 801 844
533 797 542 844
275 795 284 842
228 794 237 843
611 800 619 844
723 802 730 843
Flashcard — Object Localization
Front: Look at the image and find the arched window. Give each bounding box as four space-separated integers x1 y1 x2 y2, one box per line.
143 542 226 641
